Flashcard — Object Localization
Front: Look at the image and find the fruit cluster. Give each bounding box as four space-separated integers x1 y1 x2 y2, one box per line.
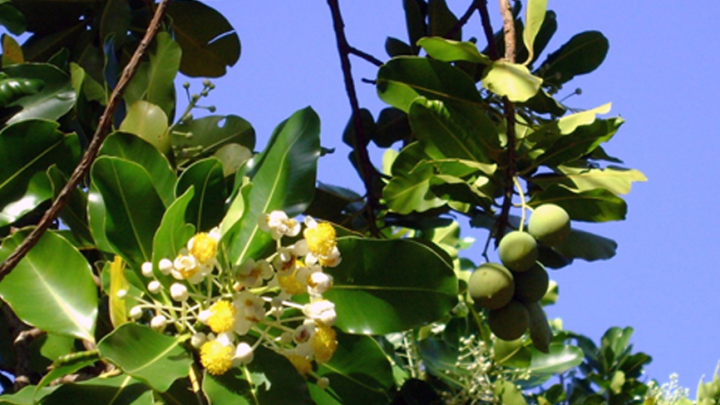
468 204 570 350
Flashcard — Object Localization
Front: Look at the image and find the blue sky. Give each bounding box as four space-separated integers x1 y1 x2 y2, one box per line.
200 0 720 391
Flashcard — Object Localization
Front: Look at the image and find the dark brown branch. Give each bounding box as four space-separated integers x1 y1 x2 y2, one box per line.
445 0 481 39
494 0 519 243
326 0 380 233
478 0 499 60
348 46 383 67
0 0 172 281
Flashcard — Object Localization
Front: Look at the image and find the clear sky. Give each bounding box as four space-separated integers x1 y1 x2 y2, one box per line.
198 0 720 391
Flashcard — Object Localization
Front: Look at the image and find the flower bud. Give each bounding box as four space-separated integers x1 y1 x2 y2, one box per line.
317 377 330 390
170 283 189 302
148 280 162 294
233 342 254 365
150 315 167 331
141 262 154 278
158 258 173 275
129 306 143 320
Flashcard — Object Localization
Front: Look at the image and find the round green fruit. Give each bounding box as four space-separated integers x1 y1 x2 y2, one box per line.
528 204 571 246
488 300 530 341
513 263 549 304
498 231 538 272
468 263 514 310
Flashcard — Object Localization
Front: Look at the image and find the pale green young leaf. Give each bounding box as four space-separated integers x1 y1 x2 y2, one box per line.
418 37 491 65
482 61 542 102
522 0 548 65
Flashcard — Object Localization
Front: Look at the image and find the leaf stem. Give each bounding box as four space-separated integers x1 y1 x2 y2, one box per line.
0 0 172 282
513 176 527 232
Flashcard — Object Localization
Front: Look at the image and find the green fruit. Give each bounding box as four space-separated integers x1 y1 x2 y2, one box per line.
513 263 549 304
468 263 514 310
498 231 538 272
525 301 552 353
528 204 571 246
488 300 529 340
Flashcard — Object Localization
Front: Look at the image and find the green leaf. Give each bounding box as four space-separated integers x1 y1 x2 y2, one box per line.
123 32 180 119
203 345 313 405
2 34 24 66
167 0 240 77
0 230 97 341
227 107 320 265
87 183 114 253
97 323 193 392
36 353 99 394
528 185 627 222
176 157 226 232
152 188 195 283
312 332 394 405
214 143 252 177
418 37 491 65
482 60 543 102
2 62 75 124
385 36 413 58
531 165 646 197
46 166 93 246
495 380 528 405
0 120 79 226
557 103 612 135
528 343 584 376
99 0 131 48
538 31 609 87
402 0 426 54
90 156 166 266
376 57 481 112
0 385 57 404
383 164 445 214
522 0 548 65
119 100 171 155
0 2 26 35
428 0 459 39
375 107 411 148
39 375 154 405
325 237 458 335
494 338 532 368
409 98 500 163
172 115 255 166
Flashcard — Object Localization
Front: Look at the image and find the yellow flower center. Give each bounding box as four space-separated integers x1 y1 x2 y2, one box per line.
208 301 236 333
287 354 312 376
312 324 337 364
277 263 308 296
304 223 336 258
200 340 233 375
190 233 217 264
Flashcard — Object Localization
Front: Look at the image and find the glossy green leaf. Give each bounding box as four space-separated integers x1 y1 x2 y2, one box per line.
482 61 543 102
325 237 457 335
495 380 528 405
167 0 240 77
152 188 195 282
46 166 93 246
176 157 226 232
203 345 312 405
119 100 171 155
214 143 252 177
528 343 584 376
418 37 491 65
558 103 612 135
531 165 646 197
417 337 463 381
98 323 193 392
99 0 130 48
0 2 26 35
99 132 176 207
87 183 114 253
409 98 500 163
383 164 445 214
39 375 153 405
494 338 532 368
522 0 548 65
0 120 79 226
2 63 75 124
538 31 609 87
123 32 180 119
90 156 166 266
0 230 97 341
402 0 426 54
428 0 459 39
312 332 394 405
172 115 255 166
0 385 57 404
528 185 627 222
390 141 436 177
228 107 320 265
385 36 413 58
377 57 481 112
36 354 99 394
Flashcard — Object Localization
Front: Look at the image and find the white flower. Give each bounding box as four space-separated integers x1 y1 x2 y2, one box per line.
233 291 266 335
150 315 167 331
234 259 273 289
303 300 337 326
273 247 297 276
232 342 254 365
148 280 162 294
170 283 189 302
141 262 154 278
191 332 207 348
293 319 316 344
308 271 333 295
258 210 301 240
158 258 173 275
198 310 211 325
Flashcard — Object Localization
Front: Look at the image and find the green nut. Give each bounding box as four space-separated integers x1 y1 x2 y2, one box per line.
498 231 538 272
488 300 530 341
468 263 514 310
528 204 571 246
513 263 549 304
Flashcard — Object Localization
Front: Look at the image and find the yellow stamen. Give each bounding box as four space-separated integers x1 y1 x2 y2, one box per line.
200 340 233 375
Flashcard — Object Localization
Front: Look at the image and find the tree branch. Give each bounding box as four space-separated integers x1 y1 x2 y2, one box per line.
348 46 383 67
478 0 499 60
326 0 380 234
445 0 481 39
0 0 172 281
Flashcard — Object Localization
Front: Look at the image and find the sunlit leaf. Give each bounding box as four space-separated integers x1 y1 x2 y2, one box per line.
522 0 548 65
528 343 584 376
108 255 129 328
325 237 457 335
383 164 445 214
495 380 528 405
98 323 193 392
172 115 255 166
482 60 542 102
528 185 627 222
418 37 491 65
0 230 97 341
119 100 171 155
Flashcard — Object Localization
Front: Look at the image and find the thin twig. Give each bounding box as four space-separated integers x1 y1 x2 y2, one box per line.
445 0 481 39
494 0 519 243
0 0 172 281
348 46 383 67
326 0 380 234
478 0 499 60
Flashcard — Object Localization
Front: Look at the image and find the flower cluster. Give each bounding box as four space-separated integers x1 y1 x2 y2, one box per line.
124 211 340 386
